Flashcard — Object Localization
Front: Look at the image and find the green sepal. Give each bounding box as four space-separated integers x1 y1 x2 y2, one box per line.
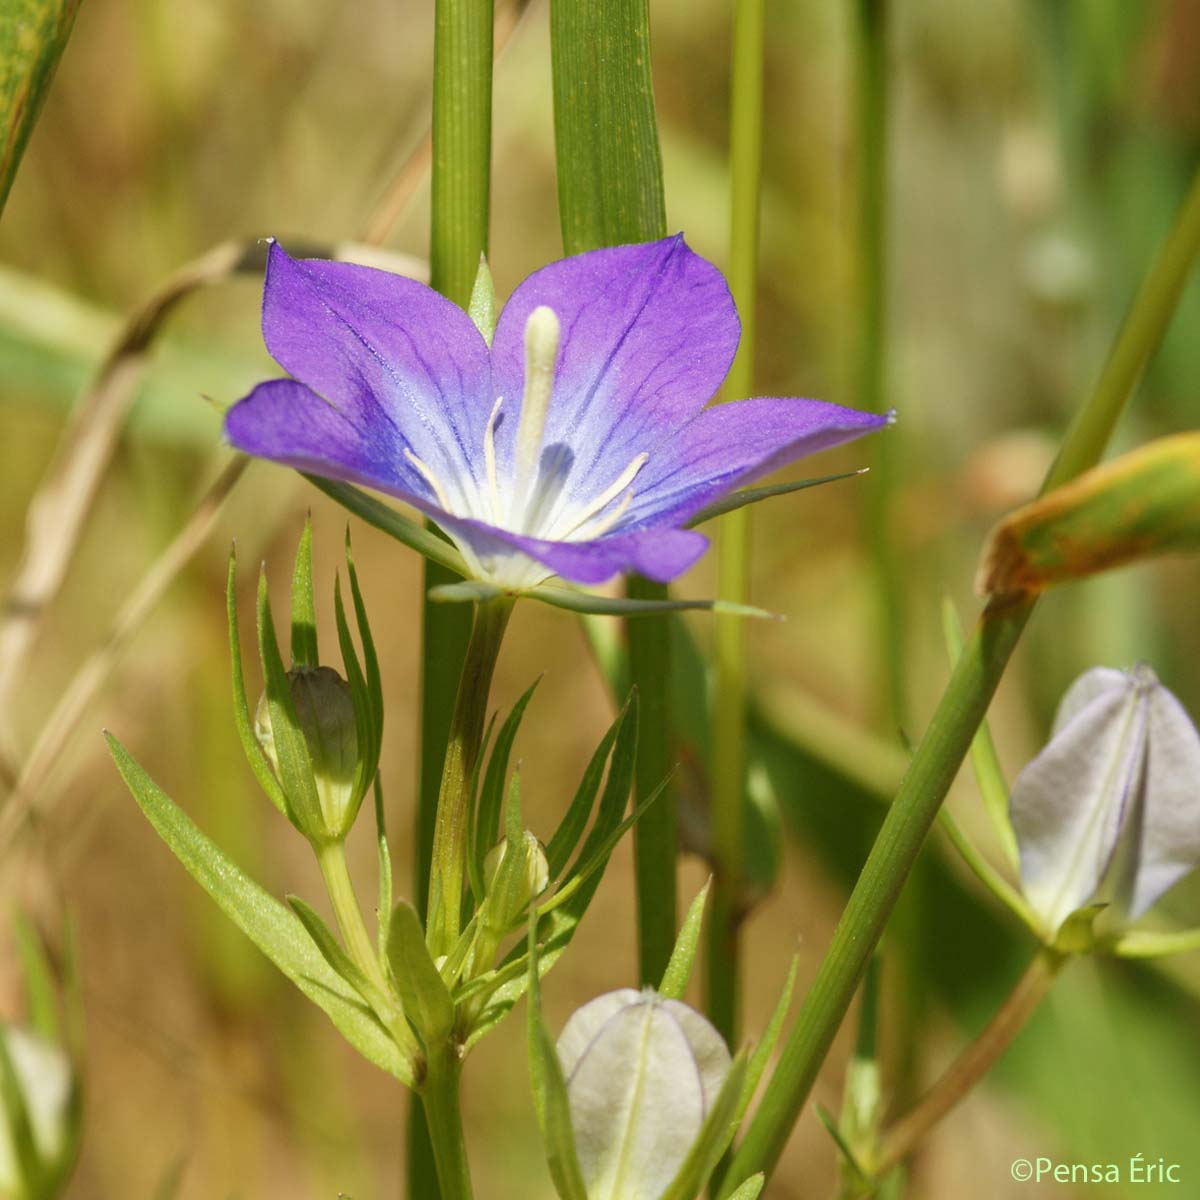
658 1049 750 1200
467 256 498 346
344 532 384 740
659 879 710 1000
815 1103 871 1189
529 583 775 621
256 570 325 838
12 913 59 1044
526 920 588 1200
473 679 540 888
375 779 394 961
1053 903 1107 954
387 901 454 1045
685 470 867 527
107 735 414 1084
545 692 629 877
723 1175 766 1200
463 695 639 1045
290 517 318 668
227 550 289 818
332 576 373 836
1107 927 1200 958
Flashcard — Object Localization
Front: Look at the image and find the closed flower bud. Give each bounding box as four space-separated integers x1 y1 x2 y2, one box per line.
483 832 550 924
1011 664 1200 938
557 989 731 1200
255 665 361 839
0 1026 78 1199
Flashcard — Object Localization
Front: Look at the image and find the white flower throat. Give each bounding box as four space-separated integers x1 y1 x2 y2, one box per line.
403 305 649 555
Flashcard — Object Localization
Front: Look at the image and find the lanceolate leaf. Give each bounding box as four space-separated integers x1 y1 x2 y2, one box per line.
107 736 414 1084
387 901 454 1045
526 922 588 1200
978 432 1200 597
659 880 711 1000
290 518 318 667
1 0 83 214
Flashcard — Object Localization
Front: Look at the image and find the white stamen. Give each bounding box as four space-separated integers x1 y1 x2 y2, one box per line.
570 486 634 541
547 452 648 540
483 396 503 520
512 305 561 523
404 448 454 512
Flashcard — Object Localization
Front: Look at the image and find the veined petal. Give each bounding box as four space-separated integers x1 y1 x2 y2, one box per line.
1128 685 1200 918
259 241 492 491
489 236 740 504
1050 666 1129 738
1010 678 1148 935
225 379 437 500
621 397 891 530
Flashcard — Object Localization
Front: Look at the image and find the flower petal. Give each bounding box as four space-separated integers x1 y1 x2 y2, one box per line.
489 236 740 501
1128 685 1200 918
1010 678 1147 934
259 241 492 494
622 397 891 529
1050 666 1129 738
225 379 435 499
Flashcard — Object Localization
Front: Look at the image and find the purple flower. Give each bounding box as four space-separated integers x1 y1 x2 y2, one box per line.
225 236 890 590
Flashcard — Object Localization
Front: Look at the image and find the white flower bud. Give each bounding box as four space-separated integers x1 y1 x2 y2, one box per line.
1010 664 1200 937
557 989 730 1200
0 1026 76 1198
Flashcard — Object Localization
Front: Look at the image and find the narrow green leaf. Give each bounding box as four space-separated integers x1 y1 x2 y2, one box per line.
428 580 506 604
387 901 454 1044
227 551 289 817
659 880 711 1000
466 711 499 907
724 1176 766 1200
12 913 58 1043
687 471 868 527
306 476 469 576
545 697 627 877
658 1050 751 1200
815 1103 870 1182
529 583 775 620
287 895 380 1011
467 257 498 346
257 570 323 835
734 955 797 1128
345 532 384 744
504 770 523 846
979 432 1200 598
107 736 413 1083
290 518 319 668
526 921 588 1200
1108 928 1200 959
1 0 83 214
941 598 1018 870
0 1030 43 1195
333 574 375 818
550 0 665 254
473 679 540 885
375 779 394 961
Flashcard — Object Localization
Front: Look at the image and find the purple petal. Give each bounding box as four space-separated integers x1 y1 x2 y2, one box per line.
225 379 434 499
489 236 740 501
622 397 891 529
259 241 492 488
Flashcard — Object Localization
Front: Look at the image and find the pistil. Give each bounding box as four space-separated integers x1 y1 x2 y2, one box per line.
511 305 561 527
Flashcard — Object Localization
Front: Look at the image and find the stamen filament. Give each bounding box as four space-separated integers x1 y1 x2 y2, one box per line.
569 486 635 541
404 447 454 512
483 396 503 521
545 451 648 540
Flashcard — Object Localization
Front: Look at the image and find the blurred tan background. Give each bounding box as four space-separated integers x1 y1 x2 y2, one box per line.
2 0 1200 1196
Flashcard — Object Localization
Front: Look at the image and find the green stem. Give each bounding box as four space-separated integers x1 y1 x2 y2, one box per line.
415 0 494 1188
718 162 1200 1196
707 0 765 1046
421 1042 474 1200
872 948 1067 1175
626 576 677 982
427 598 513 957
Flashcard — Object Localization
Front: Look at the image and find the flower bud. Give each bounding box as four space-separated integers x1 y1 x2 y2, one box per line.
483 832 550 924
557 989 730 1200
255 665 361 839
0 1026 78 1199
1010 664 1200 939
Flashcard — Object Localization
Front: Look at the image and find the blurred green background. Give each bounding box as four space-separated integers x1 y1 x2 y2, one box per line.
1 0 1199 1196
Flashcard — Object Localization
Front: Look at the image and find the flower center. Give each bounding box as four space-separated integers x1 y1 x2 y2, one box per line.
404 305 649 549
